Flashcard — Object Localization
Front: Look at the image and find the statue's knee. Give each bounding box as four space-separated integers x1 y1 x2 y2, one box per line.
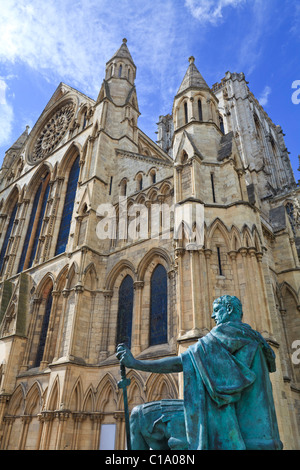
130 405 141 428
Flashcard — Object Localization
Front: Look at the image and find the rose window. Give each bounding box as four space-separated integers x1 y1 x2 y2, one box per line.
29 102 75 164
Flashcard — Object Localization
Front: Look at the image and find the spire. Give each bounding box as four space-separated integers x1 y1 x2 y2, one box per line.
7 126 30 153
107 38 135 68
176 56 210 96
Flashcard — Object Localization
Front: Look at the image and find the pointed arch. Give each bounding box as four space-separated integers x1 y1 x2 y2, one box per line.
7 384 26 415
68 377 83 411
66 261 79 289
1 185 20 215
47 376 60 411
58 142 82 178
83 262 98 291
24 162 53 200
137 247 172 281
230 225 242 251
159 181 172 196
206 218 230 251
35 272 55 298
55 152 80 255
146 374 178 402
280 282 299 305
126 372 145 409
241 225 254 248
24 382 43 415
105 259 136 290
147 187 158 202
55 264 69 291
95 373 118 412
83 385 95 413
0 194 18 274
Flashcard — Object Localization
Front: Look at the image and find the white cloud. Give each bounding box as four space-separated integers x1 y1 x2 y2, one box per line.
0 79 14 147
0 0 183 99
185 0 246 25
258 85 271 106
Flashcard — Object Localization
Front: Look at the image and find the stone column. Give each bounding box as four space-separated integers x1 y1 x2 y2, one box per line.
228 251 241 299
114 411 125 450
20 298 42 371
55 409 71 450
99 290 113 361
40 290 60 369
1 416 15 449
132 281 144 356
204 249 213 327
175 248 185 335
37 411 54 450
91 413 103 450
18 415 32 450
256 252 272 334
71 412 86 450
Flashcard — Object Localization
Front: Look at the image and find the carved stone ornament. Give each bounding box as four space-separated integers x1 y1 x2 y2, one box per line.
29 102 75 164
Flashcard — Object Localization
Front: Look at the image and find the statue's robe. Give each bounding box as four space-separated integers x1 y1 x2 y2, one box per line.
180 321 283 450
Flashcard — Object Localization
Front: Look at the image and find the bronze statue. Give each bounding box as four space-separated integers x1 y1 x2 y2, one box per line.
116 295 283 450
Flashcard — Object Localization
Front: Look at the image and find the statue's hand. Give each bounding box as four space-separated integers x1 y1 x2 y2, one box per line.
116 343 136 369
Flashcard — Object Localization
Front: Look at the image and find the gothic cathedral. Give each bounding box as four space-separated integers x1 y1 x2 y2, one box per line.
0 39 299 449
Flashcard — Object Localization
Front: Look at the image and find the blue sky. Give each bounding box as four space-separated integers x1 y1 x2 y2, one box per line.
0 0 299 178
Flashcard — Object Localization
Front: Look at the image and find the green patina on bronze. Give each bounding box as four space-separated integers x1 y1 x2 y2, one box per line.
117 295 283 451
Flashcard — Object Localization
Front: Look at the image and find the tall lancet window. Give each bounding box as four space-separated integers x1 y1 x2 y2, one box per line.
150 264 168 345
219 115 225 134
116 275 134 348
0 202 18 274
28 175 51 268
184 102 188 124
18 183 42 272
198 99 203 121
55 156 80 255
34 286 53 367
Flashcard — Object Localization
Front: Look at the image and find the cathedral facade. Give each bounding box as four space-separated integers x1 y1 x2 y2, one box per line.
0 39 299 450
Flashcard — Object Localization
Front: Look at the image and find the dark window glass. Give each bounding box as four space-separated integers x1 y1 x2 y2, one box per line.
55 156 80 255
18 183 42 272
217 247 223 275
34 288 53 367
150 264 168 345
220 116 225 134
116 275 134 348
28 181 50 268
198 99 203 121
184 102 188 124
0 202 18 274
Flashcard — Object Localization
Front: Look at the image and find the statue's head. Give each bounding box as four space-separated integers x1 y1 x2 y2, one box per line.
212 295 243 325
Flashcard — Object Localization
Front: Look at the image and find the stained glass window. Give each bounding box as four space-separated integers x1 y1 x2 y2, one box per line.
28 180 50 268
150 264 168 345
18 183 42 272
116 275 134 348
55 156 80 255
34 287 53 367
0 202 18 274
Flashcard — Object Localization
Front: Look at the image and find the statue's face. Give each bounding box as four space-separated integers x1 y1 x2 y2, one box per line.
212 301 230 325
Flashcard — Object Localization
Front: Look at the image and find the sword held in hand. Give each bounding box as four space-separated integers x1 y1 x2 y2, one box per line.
117 359 131 450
